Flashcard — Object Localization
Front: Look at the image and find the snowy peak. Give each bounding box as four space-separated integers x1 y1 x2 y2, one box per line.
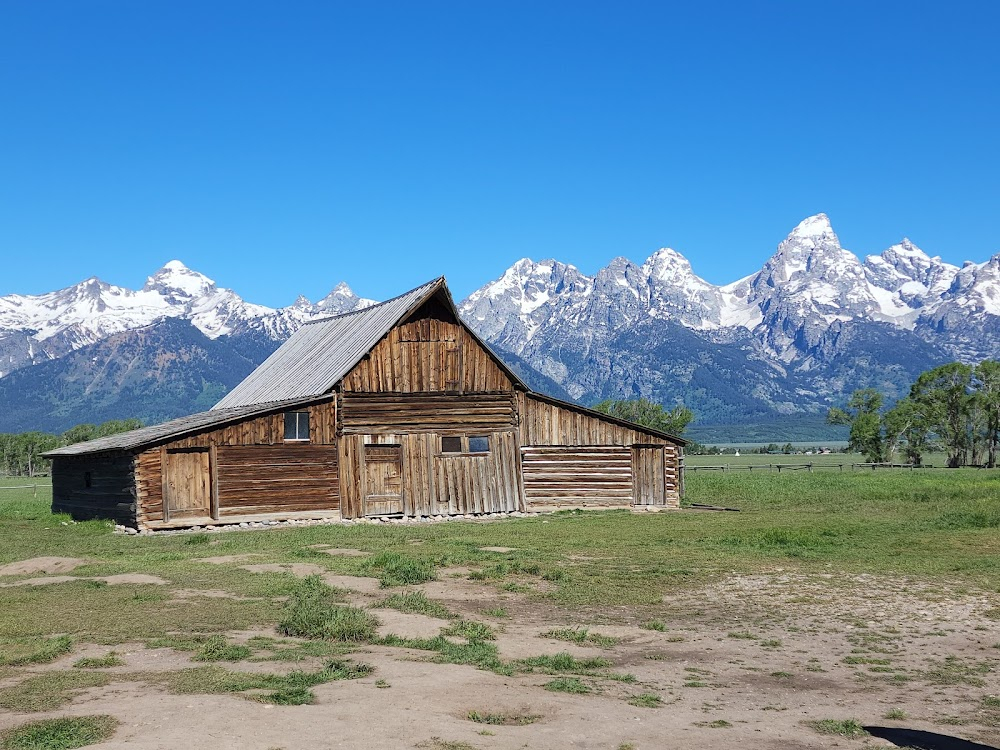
0 262 374 378
143 260 217 303
788 212 837 241
315 281 375 314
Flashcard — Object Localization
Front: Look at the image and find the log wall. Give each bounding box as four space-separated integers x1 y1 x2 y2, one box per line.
51 454 137 526
521 446 632 505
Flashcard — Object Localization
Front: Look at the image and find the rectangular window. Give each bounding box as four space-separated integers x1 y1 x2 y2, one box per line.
468 436 490 453
284 411 310 441
84 471 92 489
440 435 491 454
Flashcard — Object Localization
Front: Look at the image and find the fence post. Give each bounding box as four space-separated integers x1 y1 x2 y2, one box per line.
33 484 37 498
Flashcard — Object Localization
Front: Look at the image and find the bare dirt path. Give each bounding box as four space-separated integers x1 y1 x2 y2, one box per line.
1 568 998 749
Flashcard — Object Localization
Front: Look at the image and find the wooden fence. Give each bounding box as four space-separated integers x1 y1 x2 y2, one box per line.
0 484 52 497
685 462 939 473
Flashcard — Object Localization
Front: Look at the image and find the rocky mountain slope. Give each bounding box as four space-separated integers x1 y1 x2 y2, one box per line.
2 214 997 438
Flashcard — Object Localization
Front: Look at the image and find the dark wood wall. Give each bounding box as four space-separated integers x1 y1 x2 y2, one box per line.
52 454 137 526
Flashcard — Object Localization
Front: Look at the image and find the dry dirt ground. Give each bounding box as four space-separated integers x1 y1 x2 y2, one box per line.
1 558 999 750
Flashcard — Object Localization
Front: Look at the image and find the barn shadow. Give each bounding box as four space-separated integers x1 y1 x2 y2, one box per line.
864 726 998 750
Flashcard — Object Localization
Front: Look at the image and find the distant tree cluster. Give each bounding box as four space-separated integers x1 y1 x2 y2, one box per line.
592 398 694 436
0 418 142 477
828 361 1000 467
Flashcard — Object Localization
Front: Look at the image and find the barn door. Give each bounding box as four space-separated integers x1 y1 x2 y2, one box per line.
363 444 403 516
164 449 212 520
631 446 666 506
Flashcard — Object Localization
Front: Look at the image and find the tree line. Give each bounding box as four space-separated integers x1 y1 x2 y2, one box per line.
828 361 1000 467
0 419 142 477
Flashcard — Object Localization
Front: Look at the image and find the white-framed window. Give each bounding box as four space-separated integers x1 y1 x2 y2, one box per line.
284 411 310 442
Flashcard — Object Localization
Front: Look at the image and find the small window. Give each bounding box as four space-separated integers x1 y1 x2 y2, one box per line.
441 436 462 453
284 411 310 441
84 472 92 489
468 436 490 453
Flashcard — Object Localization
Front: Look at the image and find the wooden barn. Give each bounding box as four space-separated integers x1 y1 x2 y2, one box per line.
45 278 686 529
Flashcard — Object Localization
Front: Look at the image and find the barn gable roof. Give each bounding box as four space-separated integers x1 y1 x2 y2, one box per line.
43 395 332 457
213 276 525 409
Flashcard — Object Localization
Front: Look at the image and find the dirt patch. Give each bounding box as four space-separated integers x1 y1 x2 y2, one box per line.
239 563 326 577
372 609 452 640
169 589 257 601
196 554 264 565
479 546 517 553
2 571 998 749
322 575 384 595
0 556 86 576
102 574 168 586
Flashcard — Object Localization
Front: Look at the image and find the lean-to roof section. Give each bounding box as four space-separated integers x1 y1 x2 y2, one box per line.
43 396 331 456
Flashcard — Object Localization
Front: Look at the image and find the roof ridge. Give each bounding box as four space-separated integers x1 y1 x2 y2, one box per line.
303 276 445 327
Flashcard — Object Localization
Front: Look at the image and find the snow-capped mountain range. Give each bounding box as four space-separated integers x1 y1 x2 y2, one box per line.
0 261 374 379
1 213 998 436
460 214 998 396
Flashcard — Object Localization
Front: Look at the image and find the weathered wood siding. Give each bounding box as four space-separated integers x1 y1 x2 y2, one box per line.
521 446 632 505
340 393 516 433
216 445 339 516
338 431 522 518
163 400 336 449
134 400 338 524
343 307 514 394
52 454 137 526
517 394 684 508
518 393 671 446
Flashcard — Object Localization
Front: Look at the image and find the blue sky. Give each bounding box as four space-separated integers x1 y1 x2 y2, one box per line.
2 0 998 305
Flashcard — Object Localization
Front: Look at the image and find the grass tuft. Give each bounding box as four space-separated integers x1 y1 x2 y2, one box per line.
541 628 620 648
808 719 868 738
0 636 72 667
627 693 662 708
516 652 611 673
466 711 540 726
363 552 435 587
377 592 455 620
640 620 666 632
0 672 110 713
543 677 591 694
73 653 124 669
441 620 497 642
278 576 379 642
0 715 119 750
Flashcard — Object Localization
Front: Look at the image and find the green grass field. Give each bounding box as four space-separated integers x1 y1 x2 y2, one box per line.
2 470 999 746
1 468 998 637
